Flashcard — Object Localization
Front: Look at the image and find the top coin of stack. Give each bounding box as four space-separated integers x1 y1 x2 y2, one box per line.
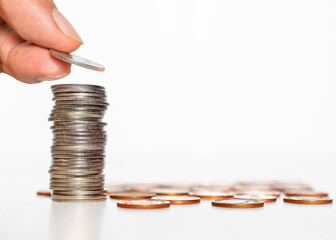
49 84 108 202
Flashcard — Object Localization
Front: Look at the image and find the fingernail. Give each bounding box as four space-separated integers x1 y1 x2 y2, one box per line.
52 9 83 44
35 72 70 82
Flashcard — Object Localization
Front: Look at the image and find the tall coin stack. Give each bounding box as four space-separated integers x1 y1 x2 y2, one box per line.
49 84 108 202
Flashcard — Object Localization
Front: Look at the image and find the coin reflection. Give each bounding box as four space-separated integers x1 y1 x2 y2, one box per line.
50 202 105 240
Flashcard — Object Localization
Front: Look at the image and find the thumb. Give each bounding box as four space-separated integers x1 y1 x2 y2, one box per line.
0 0 83 52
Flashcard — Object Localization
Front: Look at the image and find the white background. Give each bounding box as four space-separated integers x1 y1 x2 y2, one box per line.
0 0 335 239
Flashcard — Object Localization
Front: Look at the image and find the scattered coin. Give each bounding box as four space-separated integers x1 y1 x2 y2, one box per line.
285 191 328 197
189 191 234 199
109 192 156 200
235 190 281 198
212 199 264 208
273 182 313 192
117 200 171 209
37 190 51 197
283 196 333 205
191 184 233 192
123 183 164 193
234 194 277 203
151 196 201 205
50 49 105 72
150 188 189 196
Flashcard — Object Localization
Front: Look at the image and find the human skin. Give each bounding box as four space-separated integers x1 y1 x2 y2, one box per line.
0 0 83 83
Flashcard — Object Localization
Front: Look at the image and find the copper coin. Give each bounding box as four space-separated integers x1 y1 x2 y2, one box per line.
109 192 156 200
284 196 333 204
150 188 189 196
37 190 51 197
285 191 328 197
234 194 277 203
117 200 170 209
273 182 312 191
212 199 264 208
233 185 274 192
123 183 163 193
235 190 281 198
189 191 234 199
191 185 233 192
151 196 201 205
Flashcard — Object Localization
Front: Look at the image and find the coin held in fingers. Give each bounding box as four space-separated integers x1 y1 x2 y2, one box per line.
50 49 105 72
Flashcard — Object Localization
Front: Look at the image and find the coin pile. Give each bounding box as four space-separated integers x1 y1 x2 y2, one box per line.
48 84 108 202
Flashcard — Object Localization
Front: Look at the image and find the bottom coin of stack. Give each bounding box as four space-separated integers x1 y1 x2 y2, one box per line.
49 84 108 202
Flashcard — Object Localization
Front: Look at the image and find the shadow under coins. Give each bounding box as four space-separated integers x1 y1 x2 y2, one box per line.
49 201 106 240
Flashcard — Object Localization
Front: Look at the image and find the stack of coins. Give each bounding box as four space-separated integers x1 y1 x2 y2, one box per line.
49 84 108 202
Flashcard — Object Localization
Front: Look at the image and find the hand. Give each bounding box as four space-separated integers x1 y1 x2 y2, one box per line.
0 0 83 84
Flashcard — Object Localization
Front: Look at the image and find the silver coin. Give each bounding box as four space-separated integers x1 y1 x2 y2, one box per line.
52 133 106 138
52 88 106 94
51 147 105 151
53 135 106 139
53 100 108 106
51 84 105 90
50 186 104 191
50 49 105 72
51 107 106 112
52 142 105 147
50 165 104 170
51 125 105 130
50 182 104 187
52 155 105 159
51 174 104 179
53 92 106 98
53 105 107 110
51 178 104 183
52 143 105 147
50 112 104 117
52 129 105 134
52 160 104 164
52 158 104 162
52 161 104 166
53 97 106 102
52 190 107 196
49 169 102 174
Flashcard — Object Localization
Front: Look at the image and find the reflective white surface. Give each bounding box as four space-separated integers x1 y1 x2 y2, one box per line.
0 182 335 240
